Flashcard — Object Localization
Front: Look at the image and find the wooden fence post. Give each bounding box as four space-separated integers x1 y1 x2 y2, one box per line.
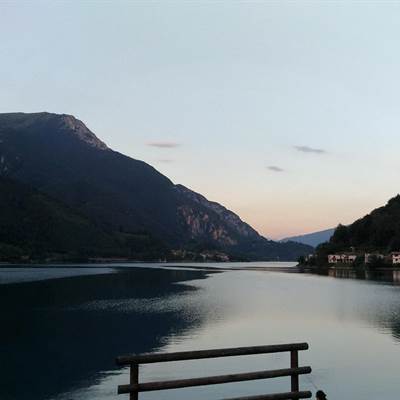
290 350 299 400
130 364 139 400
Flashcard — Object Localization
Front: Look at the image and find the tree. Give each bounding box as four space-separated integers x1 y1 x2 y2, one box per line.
331 224 350 246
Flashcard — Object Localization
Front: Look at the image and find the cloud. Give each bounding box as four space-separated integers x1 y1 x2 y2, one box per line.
267 165 285 172
147 141 180 148
294 145 327 154
157 159 174 163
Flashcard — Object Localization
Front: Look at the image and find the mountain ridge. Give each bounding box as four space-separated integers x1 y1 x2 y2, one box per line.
0 112 312 261
317 195 400 256
281 228 335 248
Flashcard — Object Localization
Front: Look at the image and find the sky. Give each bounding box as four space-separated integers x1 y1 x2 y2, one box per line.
1 1 400 239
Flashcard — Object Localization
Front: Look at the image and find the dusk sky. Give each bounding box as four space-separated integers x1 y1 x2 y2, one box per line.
1 1 400 239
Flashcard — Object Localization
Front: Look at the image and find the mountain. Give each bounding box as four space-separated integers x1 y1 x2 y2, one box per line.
0 176 167 261
319 195 400 254
281 228 335 248
0 176 110 260
175 184 312 260
0 112 312 261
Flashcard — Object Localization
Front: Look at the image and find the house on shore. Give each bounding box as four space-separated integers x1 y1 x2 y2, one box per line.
391 252 400 264
328 254 357 264
328 252 400 266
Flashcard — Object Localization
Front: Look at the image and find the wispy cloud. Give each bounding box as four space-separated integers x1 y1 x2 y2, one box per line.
157 159 174 163
294 145 327 154
147 141 180 148
267 165 285 172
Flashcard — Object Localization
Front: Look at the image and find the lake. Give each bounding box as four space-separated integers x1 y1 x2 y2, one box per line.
1 262 400 400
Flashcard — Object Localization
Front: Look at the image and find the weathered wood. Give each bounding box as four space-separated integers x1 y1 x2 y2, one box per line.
116 342 312 398
290 350 299 398
223 391 312 400
129 364 138 400
116 342 309 366
117 366 312 394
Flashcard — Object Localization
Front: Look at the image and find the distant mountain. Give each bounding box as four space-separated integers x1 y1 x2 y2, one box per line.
282 228 335 248
319 195 400 255
0 112 312 261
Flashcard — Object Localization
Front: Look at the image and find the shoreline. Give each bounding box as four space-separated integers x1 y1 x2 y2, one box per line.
0 261 299 285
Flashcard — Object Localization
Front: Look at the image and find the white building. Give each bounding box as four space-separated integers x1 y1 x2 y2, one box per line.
392 252 400 264
328 254 341 264
328 254 357 264
343 254 357 264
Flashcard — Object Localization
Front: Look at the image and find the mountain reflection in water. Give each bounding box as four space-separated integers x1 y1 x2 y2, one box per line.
2 264 400 400
0 267 214 400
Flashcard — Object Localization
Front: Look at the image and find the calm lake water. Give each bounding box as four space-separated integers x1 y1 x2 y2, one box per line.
1 262 400 400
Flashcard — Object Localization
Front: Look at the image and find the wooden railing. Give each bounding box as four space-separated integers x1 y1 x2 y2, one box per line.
116 342 312 400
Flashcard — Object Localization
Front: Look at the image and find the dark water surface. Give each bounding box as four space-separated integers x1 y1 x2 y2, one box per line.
1 263 400 400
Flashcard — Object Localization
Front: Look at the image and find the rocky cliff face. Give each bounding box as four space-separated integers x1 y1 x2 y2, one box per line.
174 183 277 252
0 112 312 260
57 114 109 150
175 184 260 240
177 203 237 246
0 112 108 151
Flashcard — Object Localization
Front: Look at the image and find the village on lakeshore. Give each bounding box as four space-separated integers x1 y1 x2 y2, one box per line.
328 251 400 267
305 250 400 267
327 252 400 265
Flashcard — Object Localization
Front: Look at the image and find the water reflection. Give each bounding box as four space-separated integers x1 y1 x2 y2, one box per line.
328 267 400 283
0 267 214 400
3 266 400 400
326 267 400 340
58 270 400 400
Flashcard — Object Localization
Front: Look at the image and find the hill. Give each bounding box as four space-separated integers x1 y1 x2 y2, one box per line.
281 228 335 248
315 195 400 263
0 112 312 261
0 177 167 261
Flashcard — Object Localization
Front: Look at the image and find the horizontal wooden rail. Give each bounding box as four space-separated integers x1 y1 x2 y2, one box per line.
116 342 312 400
116 342 309 366
222 391 312 400
117 366 311 394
